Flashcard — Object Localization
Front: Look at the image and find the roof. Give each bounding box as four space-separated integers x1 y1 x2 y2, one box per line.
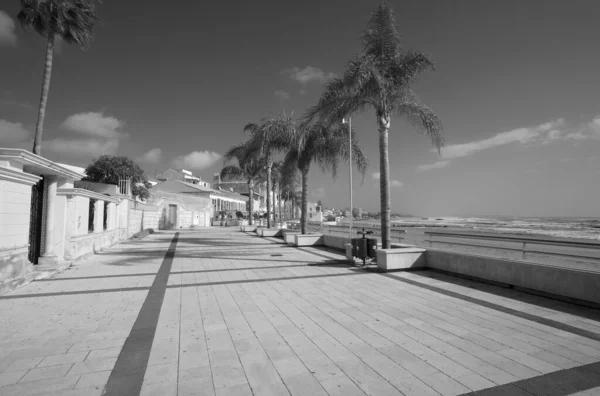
0 149 85 180
56 163 87 175
152 180 247 201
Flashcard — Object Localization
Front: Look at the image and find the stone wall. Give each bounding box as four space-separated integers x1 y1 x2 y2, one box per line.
143 209 162 230
179 208 192 228
0 179 32 250
128 207 144 237
64 229 120 260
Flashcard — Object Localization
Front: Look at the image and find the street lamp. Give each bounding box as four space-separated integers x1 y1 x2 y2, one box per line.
342 117 353 237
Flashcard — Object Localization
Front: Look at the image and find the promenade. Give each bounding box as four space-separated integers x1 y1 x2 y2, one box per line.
0 228 599 396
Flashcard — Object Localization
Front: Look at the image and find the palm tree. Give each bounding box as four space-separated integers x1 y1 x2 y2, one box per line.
283 122 368 235
305 2 444 248
244 114 298 228
271 161 284 227
221 143 266 226
17 0 101 155
281 171 301 221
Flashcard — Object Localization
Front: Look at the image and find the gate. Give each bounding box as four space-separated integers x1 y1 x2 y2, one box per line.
28 178 45 264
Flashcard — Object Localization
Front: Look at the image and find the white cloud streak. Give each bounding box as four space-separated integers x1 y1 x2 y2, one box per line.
371 172 380 180
283 66 336 86
390 180 403 187
136 148 162 164
415 118 600 172
0 11 17 47
172 151 221 170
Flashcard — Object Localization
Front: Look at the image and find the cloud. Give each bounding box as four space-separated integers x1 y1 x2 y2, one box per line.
61 112 126 139
172 151 221 170
416 160 451 172
310 187 326 199
0 120 31 143
274 90 290 101
0 11 17 47
136 148 161 164
283 66 336 86
371 172 402 187
588 116 600 136
416 118 576 171
44 138 119 157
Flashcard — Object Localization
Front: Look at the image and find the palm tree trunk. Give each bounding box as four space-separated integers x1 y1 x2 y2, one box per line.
300 167 309 234
290 190 296 220
33 33 55 155
248 180 254 226
266 162 272 228
378 114 391 249
278 184 282 227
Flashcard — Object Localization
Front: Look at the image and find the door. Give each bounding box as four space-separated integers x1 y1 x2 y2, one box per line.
28 179 45 264
167 204 177 229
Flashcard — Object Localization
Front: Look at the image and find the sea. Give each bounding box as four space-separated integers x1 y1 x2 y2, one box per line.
353 216 600 241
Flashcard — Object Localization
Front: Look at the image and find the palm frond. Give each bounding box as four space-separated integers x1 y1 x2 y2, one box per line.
388 50 435 88
394 95 444 152
220 165 245 181
17 0 100 48
362 2 402 58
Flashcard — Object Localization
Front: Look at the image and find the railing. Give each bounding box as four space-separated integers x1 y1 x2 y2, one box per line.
295 222 406 243
425 230 600 268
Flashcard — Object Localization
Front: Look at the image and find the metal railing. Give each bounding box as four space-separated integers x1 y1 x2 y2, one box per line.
298 222 406 243
425 230 600 263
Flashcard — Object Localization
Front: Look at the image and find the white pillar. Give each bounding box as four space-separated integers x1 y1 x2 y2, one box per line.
94 200 104 233
39 175 58 265
63 194 77 260
107 202 116 230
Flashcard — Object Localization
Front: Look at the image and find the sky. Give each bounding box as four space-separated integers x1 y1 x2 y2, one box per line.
1 0 599 218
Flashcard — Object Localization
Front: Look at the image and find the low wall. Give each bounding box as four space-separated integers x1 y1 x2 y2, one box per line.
0 246 33 295
426 249 600 306
64 229 120 260
323 235 350 250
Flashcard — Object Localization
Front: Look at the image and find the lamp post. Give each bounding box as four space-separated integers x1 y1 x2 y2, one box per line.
342 117 353 237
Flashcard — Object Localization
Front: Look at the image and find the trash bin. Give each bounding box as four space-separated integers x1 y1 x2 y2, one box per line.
351 238 367 259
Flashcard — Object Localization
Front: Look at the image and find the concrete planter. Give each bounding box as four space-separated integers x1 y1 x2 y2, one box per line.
376 247 426 272
261 229 283 238
256 228 264 236
294 234 324 247
283 231 301 245
242 225 257 232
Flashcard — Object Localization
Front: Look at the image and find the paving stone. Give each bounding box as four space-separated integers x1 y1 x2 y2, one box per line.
38 352 89 368
0 370 27 388
215 383 253 396
0 374 80 396
143 362 177 384
1 357 43 372
139 380 177 396
18 363 73 383
74 370 110 390
68 357 117 375
211 364 248 389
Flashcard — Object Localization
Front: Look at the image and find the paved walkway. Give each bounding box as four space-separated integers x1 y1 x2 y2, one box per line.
1 228 600 396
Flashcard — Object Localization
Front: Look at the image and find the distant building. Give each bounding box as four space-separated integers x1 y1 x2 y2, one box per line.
156 168 210 187
307 201 323 222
